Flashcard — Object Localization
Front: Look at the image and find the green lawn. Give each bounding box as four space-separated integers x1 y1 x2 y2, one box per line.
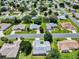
52 27 71 33
15 30 36 34
32 56 46 59
19 52 45 59
76 9 79 13
19 52 32 59
41 23 46 33
52 38 79 59
60 51 78 59
0 40 4 47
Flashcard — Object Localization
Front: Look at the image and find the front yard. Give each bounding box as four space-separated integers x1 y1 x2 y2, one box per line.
52 38 79 59
15 30 37 34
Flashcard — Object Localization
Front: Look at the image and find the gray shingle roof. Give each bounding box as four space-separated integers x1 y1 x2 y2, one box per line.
12 24 26 30
30 24 40 30
0 23 11 31
46 23 57 30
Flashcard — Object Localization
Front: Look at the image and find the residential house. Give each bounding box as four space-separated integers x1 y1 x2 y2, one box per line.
30 24 40 30
0 40 21 59
61 22 76 31
57 15 66 20
46 23 57 30
32 38 51 56
0 23 11 31
58 40 79 53
12 24 26 32
73 13 79 18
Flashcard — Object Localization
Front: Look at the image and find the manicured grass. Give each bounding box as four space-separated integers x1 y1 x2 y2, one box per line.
3 26 12 35
23 38 34 43
76 9 79 13
52 27 71 33
60 51 77 59
19 52 45 59
19 52 32 59
15 30 36 34
0 40 4 47
41 23 46 33
32 56 46 59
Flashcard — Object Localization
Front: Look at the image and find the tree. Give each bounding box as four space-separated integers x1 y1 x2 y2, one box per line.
46 48 60 59
73 5 79 9
39 6 47 12
1 37 8 43
55 4 57 8
76 51 79 59
1 6 8 12
30 10 37 16
34 17 42 25
59 3 65 8
20 41 32 55
48 9 52 15
44 12 48 16
49 15 58 23
18 6 25 13
44 31 52 43
27 27 30 32
22 15 31 23
14 17 21 24
40 27 44 33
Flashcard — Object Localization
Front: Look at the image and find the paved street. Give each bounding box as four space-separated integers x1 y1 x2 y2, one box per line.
6 33 79 39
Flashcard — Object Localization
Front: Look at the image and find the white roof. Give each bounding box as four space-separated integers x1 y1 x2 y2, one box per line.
57 15 66 19
32 38 51 55
30 24 40 30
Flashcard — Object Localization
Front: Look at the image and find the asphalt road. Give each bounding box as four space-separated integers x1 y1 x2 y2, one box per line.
6 33 79 39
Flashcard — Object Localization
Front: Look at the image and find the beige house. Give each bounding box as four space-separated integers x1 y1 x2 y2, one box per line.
58 40 79 53
61 22 76 31
0 40 21 59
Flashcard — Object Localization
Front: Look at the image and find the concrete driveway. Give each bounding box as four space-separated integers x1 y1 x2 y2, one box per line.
72 30 77 33
0 31 4 37
37 29 40 34
10 31 15 35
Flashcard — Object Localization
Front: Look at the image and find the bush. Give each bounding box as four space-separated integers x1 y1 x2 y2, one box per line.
46 48 60 59
20 41 32 55
34 17 42 25
44 31 52 43
22 15 31 23
40 27 44 33
1 37 8 43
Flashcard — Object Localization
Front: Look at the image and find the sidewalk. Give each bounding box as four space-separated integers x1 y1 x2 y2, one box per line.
67 30 77 40
10 31 15 35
